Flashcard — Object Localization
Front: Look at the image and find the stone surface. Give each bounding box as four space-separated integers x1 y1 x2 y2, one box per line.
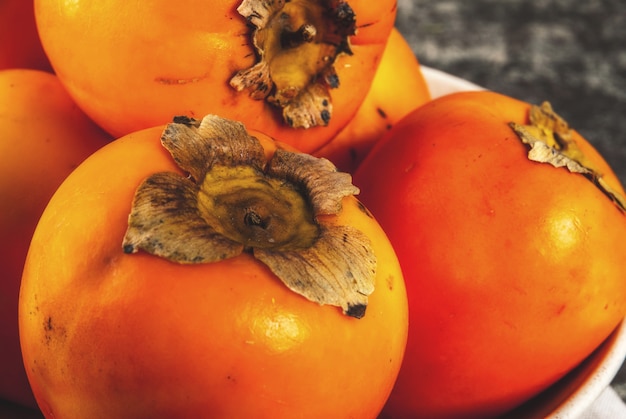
395 0 626 186
395 0 626 403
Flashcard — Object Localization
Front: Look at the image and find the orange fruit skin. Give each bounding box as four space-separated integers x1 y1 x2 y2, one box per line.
313 28 431 174
18 124 409 418
0 69 111 409
0 0 52 72
34 0 397 153
354 91 626 419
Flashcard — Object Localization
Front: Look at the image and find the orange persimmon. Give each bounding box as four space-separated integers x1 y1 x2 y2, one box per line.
19 114 408 418
355 91 626 418
34 0 397 152
0 69 111 409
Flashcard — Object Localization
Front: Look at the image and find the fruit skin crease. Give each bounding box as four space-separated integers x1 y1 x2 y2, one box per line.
122 114 377 318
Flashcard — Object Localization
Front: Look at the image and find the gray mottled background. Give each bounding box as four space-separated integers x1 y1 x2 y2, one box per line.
394 0 626 403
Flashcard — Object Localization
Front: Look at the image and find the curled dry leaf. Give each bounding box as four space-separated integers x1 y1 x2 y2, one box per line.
510 102 626 213
123 114 376 317
254 225 376 319
230 0 356 129
267 149 359 215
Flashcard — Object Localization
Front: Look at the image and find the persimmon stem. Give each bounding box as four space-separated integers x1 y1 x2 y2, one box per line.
281 24 317 48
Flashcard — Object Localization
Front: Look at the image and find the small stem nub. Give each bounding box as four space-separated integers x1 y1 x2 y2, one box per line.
244 209 267 229
281 24 317 49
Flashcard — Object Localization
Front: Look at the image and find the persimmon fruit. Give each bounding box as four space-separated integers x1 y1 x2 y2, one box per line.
0 69 111 409
34 0 397 152
354 91 626 419
19 114 408 418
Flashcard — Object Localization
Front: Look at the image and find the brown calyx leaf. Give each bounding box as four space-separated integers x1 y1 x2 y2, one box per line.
267 149 359 215
254 225 376 319
122 172 244 263
122 114 375 317
510 102 626 213
230 0 356 129
161 115 267 181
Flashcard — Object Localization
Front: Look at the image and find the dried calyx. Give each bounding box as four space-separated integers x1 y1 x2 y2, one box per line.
510 102 626 213
230 0 356 129
122 114 376 318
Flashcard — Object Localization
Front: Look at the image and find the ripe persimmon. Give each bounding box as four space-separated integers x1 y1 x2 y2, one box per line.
0 69 111 409
19 114 408 418
313 28 431 173
34 0 397 152
354 91 626 418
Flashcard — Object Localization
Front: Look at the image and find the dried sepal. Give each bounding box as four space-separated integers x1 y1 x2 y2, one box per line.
228 61 273 101
280 83 333 129
510 102 626 213
236 0 283 29
122 114 376 317
254 225 376 319
230 0 356 129
267 149 359 215
161 115 266 181
512 124 591 174
122 172 244 263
